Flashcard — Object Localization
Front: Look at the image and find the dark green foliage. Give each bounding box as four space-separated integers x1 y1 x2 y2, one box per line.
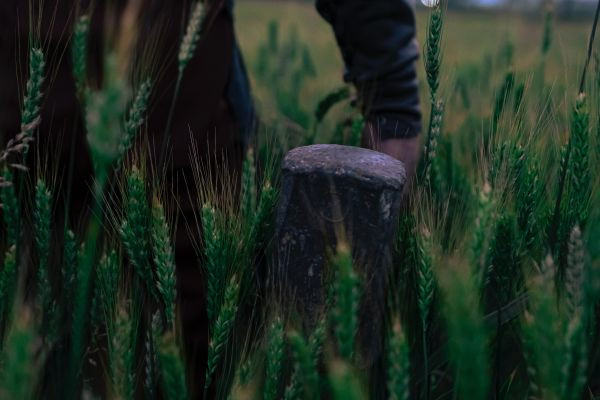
314 86 350 125
441 270 490 400
485 214 521 308
1 5 600 400
0 318 36 399
254 21 317 129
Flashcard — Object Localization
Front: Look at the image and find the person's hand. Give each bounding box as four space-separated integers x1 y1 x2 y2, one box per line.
362 123 421 180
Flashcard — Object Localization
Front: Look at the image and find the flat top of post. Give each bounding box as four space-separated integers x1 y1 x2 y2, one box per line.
282 144 406 190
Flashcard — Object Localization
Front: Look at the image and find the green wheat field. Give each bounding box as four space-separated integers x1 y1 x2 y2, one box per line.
0 1 599 399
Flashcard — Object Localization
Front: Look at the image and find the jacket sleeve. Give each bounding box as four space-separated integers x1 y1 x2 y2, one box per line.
316 0 421 139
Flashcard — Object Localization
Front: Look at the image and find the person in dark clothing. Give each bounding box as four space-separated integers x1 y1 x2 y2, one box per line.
0 0 421 396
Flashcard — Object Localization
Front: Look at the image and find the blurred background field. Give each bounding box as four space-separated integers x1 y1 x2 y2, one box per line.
235 1 592 135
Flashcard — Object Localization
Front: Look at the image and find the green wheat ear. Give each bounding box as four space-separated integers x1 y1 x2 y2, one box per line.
158 331 188 400
205 275 240 395
202 203 225 327
151 196 177 328
422 99 444 186
121 78 152 159
331 242 359 361
120 167 157 300
567 94 591 226
387 318 410 400
178 1 207 73
33 179 55 339
110 307 135 400
264 315 284 400
414 227 435 400
424 3 444 101
94 250 119 333
72 14 90 100
21 47 45 138
250 181 277 252
285 330 319 400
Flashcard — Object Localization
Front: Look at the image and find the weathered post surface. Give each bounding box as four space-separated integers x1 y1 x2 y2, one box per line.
275 144 406 366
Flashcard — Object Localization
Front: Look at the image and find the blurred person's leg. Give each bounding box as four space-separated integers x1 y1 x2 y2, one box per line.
0 1 243 398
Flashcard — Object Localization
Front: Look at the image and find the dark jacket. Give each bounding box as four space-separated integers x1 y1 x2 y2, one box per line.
225 0 422 143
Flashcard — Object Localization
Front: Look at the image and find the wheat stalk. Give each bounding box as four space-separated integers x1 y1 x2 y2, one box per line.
286 330 319 400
